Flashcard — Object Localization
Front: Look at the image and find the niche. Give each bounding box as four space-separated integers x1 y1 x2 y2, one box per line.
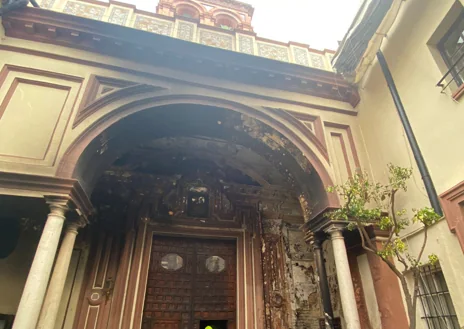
187 186 209 218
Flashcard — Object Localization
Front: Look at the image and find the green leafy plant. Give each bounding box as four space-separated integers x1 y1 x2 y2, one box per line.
326 164 441 329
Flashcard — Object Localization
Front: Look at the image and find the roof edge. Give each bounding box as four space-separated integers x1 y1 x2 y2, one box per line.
332 0 404 83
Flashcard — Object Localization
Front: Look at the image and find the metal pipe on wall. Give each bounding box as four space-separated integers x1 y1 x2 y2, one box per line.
376 50 443 216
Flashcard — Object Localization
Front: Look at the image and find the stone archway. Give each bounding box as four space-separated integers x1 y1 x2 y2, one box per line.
55 93 338 329
57 92 339 216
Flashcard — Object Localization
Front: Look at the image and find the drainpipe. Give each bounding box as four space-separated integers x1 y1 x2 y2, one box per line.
376 50 443 216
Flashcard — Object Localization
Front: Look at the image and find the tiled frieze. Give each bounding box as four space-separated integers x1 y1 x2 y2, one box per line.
257 42 289 62
238 34 254 55
134 15 173 36
176 20 195 42
108 6 130 26
199 30 234 50
292 47 310 66
63 1 106 20
310 54 326 70
326 53 334 67
39 0 55 9
50 0 334 70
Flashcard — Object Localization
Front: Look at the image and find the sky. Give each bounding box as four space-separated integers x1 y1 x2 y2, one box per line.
99 0 362 50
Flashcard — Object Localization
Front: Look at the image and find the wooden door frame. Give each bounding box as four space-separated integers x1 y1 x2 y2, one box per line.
125 220 264 329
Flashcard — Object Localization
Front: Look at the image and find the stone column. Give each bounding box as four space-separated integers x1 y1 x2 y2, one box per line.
37 217 87 329
313 236 334 329
12 198 69 329
325 225 361 329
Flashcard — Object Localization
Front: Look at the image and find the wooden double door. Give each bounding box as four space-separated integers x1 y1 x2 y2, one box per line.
142 236 237 329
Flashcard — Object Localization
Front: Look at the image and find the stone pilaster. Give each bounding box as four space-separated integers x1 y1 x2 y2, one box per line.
367 239 409 329
312 234 335 329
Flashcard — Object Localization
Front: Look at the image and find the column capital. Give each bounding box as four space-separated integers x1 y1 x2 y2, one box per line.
65 217 88 234
312 235 324 249
304 229 326 249
45 196 70 217
324 224 345 239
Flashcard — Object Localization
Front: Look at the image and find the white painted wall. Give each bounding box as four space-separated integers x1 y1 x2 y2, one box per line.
356 0 464 325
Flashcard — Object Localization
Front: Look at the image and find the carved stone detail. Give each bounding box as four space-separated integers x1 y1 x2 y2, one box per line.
270 292 284 308
40 0 55 9
327 54 334 66
238 35 254 55
134 15 173 36
177 21 194 41
198 0 254 15
108 7 130 26
293 47 309 66
63 1 106 20
298 192 312 222
199 30 234 50
259 218 291 329
257 43 289 62
310 54 326 69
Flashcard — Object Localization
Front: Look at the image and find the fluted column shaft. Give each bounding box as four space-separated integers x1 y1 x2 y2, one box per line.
37 218 86 329
12 200 69 329
326 225 361 329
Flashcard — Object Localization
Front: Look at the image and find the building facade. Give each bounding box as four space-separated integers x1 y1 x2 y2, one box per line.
0 0 462 329
333 0 464 328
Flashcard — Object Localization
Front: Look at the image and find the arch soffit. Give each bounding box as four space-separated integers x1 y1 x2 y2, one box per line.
58 91 338 206
71 85 330 165
172 0 206 15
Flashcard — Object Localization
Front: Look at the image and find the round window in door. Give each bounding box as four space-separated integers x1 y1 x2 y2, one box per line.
161 253 183 271
205 256 226 273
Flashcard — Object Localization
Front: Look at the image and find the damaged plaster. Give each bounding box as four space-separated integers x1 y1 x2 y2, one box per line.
261 219 324 329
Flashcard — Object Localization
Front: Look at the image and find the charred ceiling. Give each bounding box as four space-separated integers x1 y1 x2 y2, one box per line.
77 105 313 189
75 104 327 222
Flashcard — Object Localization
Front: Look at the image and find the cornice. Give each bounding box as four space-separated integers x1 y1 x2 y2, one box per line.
0 172 94 218
1 8 359 107
301 206 343 231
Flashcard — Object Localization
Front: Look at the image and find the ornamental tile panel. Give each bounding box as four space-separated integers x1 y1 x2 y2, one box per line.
177 21 195 41
257 43 289 62
310 54 326 69
199 30 234 50
108 7 130 26
63 1 106 20
293 47 309 66
238 35 254 55
327 54 334 69
134 16 173 36
40 0 55 9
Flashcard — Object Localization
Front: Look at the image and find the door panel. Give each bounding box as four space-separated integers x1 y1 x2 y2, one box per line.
73 232 122 329
142 236 236 329
194 240 236 329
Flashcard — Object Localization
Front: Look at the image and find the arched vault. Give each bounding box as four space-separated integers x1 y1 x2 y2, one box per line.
58 90 339 219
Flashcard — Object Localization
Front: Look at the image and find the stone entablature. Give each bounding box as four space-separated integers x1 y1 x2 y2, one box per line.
36 0 335 71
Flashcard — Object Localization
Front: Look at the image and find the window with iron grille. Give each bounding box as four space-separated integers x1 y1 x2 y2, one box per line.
418 264 460 329
437 9 464 90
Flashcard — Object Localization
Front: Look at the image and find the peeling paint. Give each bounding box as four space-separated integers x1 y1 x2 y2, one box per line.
260 219 323 329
